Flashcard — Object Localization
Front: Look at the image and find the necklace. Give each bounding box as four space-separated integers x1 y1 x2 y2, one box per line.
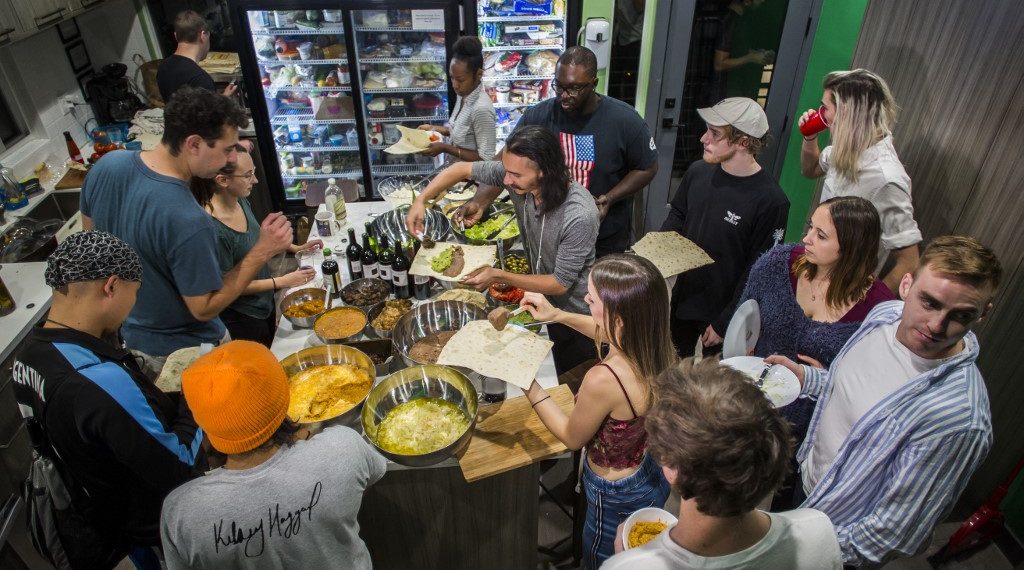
45 318 79 330
809 279 828 302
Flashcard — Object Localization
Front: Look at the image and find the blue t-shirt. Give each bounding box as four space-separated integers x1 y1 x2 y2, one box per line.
81 151 225 356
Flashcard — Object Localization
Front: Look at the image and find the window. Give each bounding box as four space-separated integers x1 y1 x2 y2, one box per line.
0 89 27 152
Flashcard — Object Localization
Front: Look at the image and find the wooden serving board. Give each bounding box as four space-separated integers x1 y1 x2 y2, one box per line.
458 384 574 483
55 168 87 190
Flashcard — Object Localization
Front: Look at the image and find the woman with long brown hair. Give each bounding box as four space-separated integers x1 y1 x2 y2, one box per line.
520 254 676 569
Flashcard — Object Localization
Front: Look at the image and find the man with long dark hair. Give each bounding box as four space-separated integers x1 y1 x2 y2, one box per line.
406 125 600 374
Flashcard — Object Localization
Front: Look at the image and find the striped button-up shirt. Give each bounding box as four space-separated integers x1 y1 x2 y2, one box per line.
797 300 991 567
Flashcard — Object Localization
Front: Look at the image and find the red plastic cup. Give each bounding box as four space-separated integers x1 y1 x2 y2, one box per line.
799 106 831 137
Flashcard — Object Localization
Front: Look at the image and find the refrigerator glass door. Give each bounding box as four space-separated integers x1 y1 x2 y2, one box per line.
476 0 567 145
246 9 364 205
351 9 449 198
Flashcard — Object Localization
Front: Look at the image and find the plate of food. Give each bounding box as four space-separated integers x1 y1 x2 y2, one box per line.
622 507 677 550
720 356 801 408
409 242 496 282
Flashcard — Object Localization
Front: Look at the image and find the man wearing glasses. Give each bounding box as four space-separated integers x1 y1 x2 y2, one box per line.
661 97 789 357
81 87 293 369
508 46 658 257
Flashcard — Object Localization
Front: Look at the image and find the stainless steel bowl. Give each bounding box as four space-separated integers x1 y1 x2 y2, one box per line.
450 203 519 252
340 277 391 314
361 364 478 467
279 345 376 431
365 299 414 339
313 306 369 344
279 287 328 329
370 204 451 248
391 300 488 372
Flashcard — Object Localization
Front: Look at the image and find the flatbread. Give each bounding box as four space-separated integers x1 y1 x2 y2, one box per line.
436 288 488 309
155 346 201 392
632 231 714 278
437 320 553 390
384 126 439 154
410 242 496 282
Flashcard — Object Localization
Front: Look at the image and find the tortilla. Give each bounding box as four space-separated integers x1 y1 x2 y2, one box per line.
384 125 440 154
410 241 496 282
155 346 201 392
632 231 714 278
437 320 553 390
435 288 487 309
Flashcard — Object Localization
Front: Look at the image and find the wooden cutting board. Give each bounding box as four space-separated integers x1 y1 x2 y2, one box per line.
458 384 574 483
55 168 87 190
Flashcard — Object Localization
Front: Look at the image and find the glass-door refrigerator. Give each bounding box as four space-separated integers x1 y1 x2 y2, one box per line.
469 0 581 147
232 1 461 212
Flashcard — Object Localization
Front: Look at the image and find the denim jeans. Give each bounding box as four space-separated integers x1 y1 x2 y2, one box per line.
581 452 670 569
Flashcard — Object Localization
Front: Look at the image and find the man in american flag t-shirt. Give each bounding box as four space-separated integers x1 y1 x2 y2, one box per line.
509 47 658 256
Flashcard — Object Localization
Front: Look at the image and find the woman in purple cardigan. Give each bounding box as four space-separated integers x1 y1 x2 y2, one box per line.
738 196 895 447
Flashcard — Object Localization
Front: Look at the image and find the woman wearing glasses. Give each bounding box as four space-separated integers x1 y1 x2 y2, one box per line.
416 36 496 162
191 148 321 346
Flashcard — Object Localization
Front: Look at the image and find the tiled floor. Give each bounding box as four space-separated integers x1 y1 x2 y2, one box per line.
535 457 1014 570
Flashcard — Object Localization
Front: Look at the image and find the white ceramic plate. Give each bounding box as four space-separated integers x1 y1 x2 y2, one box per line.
722 299 761 359
622 507 677 551
720 356 800 408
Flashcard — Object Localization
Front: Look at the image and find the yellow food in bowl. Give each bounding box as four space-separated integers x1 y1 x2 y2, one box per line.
315 308 367 340
376 397 470 455
288 364 373 423
628 521 668 548
284 298 325 318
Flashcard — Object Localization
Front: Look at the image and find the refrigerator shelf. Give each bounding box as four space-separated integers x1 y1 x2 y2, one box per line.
283 171 362 180
482 44 564 52
252 26 346 36
354 26 445 33
278 145 361 153
372 164 438 175
271 114 358 125
257 58 348 66
366 112 448 123
477 15 564 23
482 74 554 82
265 86 351 97
356 56 446 64
362 87 448 94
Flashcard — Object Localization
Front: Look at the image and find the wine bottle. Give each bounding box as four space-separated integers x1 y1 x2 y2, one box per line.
377 235 395 291
392 240 411 299
360 233 379 279
345 228 363 281
364 221 378 254
322 249 342 299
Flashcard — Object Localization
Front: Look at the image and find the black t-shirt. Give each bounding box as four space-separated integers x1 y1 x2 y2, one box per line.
513 96 657 255
661 160 790 333
157 54 216 102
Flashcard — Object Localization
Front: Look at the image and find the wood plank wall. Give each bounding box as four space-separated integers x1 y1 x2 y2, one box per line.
851 0 1024 513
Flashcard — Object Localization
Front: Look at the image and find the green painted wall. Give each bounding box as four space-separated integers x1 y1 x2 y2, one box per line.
777 0 869 240
582 0 614 95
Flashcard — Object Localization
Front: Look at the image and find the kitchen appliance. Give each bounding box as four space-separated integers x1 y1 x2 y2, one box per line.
85 63 145 124
230 1 462 213
469 0 582 146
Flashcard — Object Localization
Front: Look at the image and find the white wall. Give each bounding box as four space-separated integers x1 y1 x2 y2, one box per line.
0 0 153 180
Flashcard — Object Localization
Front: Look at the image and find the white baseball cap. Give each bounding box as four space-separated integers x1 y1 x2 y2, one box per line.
697 97 769 138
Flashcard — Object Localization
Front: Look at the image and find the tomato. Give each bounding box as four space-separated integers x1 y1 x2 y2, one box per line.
489 284 524 304
89 152 102 163
429 134 441 142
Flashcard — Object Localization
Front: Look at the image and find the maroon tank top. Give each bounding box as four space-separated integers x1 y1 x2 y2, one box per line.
586 363 648 469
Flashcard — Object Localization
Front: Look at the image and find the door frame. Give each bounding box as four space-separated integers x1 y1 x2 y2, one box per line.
639 0 821 232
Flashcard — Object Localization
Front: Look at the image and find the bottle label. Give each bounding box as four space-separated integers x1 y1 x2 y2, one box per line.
379 266 392 282
393 272 408 287
364 263 379 278
349 260 361 273
414 275 429 285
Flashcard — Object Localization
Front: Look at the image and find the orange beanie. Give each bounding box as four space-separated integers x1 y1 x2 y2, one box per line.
181 340 290 454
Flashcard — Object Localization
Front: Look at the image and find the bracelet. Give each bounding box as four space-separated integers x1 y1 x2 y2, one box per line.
531 395 550 408
271 277 277 290
803 135 818 142
457 147 462 160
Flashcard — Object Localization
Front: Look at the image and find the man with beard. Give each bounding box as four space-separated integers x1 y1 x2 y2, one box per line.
661 97 789 357
505 46 657 257
157 10 238 101
405 125 599 374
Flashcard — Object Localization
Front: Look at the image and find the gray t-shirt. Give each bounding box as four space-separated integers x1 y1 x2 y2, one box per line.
80 150 226 356
471 161 598 314
160 426 387 570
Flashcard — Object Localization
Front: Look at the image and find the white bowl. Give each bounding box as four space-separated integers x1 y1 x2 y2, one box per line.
719 356 801 408
622 507 677 551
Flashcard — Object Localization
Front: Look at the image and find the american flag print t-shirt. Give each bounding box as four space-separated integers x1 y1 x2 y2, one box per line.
560 132 596 189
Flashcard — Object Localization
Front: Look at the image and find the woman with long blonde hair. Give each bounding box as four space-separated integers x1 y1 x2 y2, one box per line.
520 254 676 569
798 68 921 292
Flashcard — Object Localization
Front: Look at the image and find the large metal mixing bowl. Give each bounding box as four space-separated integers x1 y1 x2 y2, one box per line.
450 203 519 253
279 287 328 329
391 300 487 372
279 345 376 431
370 204 451 249
361 364 478 467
